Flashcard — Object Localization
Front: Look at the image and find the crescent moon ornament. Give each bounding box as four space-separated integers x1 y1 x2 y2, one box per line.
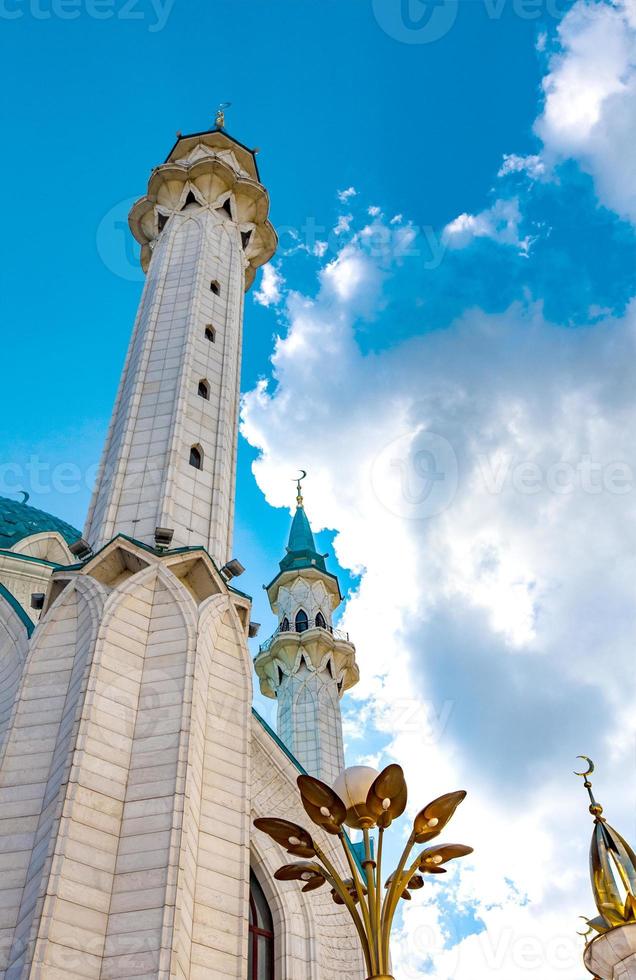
574 756 595 778
576 916 593 938
18 491 30 505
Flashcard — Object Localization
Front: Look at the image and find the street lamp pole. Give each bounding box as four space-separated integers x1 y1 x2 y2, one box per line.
254 763 472 979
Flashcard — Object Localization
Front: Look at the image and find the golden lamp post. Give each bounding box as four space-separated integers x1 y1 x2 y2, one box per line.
254 763 473 980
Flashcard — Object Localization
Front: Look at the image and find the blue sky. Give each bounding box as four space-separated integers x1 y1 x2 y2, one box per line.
3 1 636 976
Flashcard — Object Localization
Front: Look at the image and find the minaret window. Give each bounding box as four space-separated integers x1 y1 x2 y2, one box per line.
280 617 290 633
315 611 326 630
198 380 210 400
158 213 169 232
220 197 233 219
204 325 216 343
210 280 221 295
248 871 274 980
241 229 253 250
189 445 203 470
295 609 309 633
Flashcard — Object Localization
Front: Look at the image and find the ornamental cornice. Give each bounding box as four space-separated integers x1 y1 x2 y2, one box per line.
254 628 359 700
128 153 277 289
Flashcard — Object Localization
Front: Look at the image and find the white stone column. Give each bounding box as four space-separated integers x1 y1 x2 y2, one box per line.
84 132 276 565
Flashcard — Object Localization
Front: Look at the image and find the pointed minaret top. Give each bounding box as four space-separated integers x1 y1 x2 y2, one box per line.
575 757 636 938
280 473 327 574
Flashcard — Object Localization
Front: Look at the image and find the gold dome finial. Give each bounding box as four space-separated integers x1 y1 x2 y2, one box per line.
294 470 307 508
575 757 636 936
574 756 604 819
215 101 231 130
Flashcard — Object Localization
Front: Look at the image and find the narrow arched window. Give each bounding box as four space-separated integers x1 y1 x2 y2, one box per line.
210 280 220 295
189 445 203 470
249 871 274 980
280 617 290 633
198 379 210 400
295 609 309 633
315 611 326 630
205 325 216 343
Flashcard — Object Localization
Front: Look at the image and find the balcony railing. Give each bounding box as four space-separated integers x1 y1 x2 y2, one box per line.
257 619 350 655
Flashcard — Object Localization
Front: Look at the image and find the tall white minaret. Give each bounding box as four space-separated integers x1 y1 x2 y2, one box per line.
254 479 359 786
85 121 276 563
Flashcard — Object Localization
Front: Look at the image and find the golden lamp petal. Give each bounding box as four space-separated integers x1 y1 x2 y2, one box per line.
274 862 324 882
419 843 473 872
297 775 347 834
253 817 316 858
302 876 327 892
367 764 408 828
413 790 467 844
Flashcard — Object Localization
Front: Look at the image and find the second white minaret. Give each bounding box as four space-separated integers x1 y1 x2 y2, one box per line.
85 128 276 563
254 483 359 786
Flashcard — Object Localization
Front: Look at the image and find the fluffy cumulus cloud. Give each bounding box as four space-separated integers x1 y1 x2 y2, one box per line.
536 0 636 221
253 262 285 307
242 3 636 976
442 197 534 254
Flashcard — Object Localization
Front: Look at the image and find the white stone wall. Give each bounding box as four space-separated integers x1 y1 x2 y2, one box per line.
251 717 365 980
0 541 255 980
84 207 244 567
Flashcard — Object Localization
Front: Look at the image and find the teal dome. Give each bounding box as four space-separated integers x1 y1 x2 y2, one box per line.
278 503 327 574
0 495 81 551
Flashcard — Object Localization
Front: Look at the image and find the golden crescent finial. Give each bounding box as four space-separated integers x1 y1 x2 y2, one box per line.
574 756 595 778
293 470 307 507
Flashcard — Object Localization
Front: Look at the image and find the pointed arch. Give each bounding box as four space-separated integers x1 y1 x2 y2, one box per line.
315 611 326 630
295 608 309 633
197 379 210 400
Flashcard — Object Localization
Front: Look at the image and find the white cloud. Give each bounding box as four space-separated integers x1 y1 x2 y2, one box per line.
443 197 534 255
242 211 636 978
334 213 354 236
498 153 546 180
253 262 285 307
535 0 636 222
337 186 357 203
368 205 381 216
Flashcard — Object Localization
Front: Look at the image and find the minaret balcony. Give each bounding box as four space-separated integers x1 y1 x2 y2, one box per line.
254 620 359 700
258 619 350 654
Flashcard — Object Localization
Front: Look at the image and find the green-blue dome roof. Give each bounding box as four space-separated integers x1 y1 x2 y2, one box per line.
0 495 81 551
279 503 327 574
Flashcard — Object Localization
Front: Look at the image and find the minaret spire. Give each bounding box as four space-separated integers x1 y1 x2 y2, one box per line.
84 123 276 562
576 758 636 979
254 478 359 786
